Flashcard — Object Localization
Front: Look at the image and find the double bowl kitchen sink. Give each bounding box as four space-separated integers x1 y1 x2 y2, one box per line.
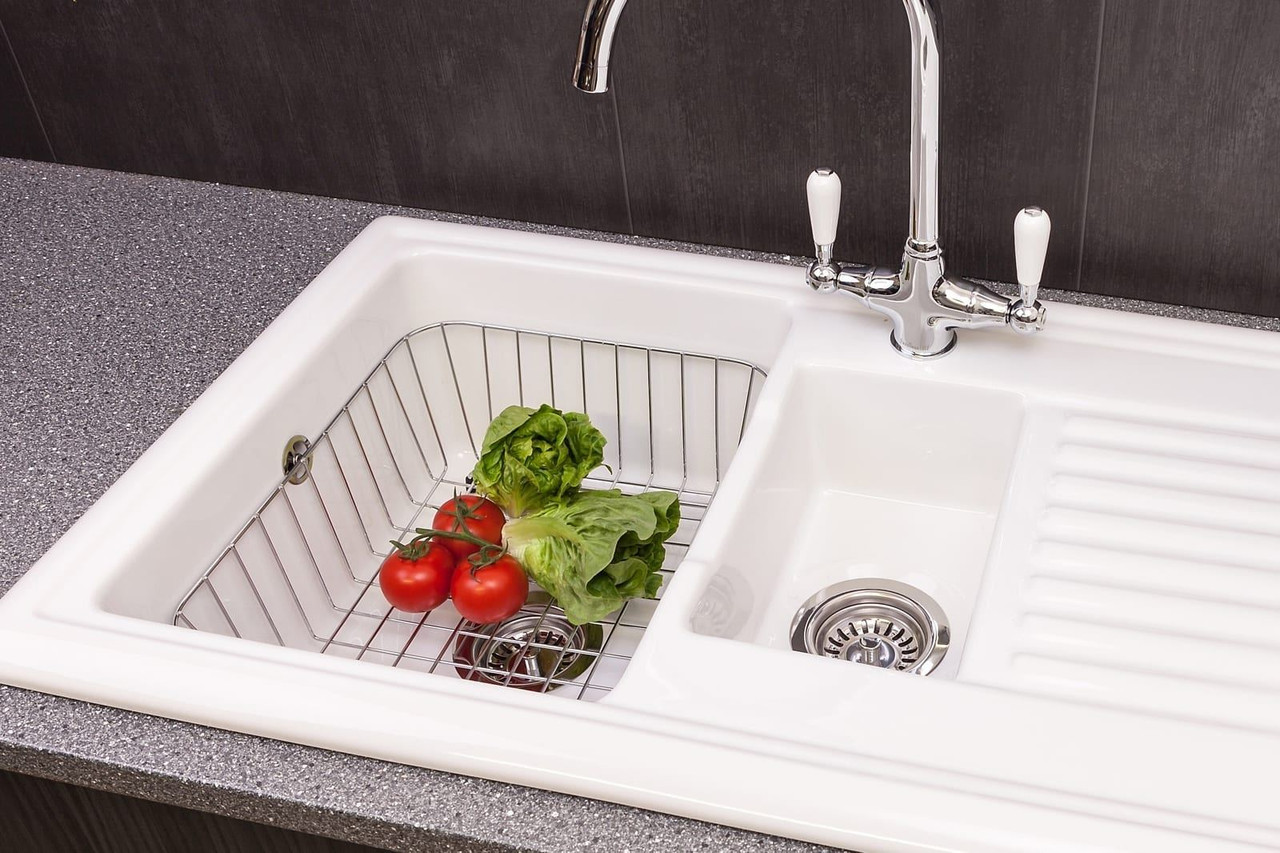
1 218 1278 852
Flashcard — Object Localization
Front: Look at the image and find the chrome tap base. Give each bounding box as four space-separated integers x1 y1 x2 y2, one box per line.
890 329 956 360
805 242 1038 359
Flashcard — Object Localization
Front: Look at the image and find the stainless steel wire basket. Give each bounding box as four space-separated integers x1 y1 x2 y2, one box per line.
174 322 767 700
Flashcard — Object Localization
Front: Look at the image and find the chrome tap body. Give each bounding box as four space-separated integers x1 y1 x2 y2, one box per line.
572 0 1049 359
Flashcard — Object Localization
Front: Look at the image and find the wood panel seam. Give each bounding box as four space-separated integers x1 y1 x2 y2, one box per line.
609 87 636 234
1074 0 1108 292
0 13 55 162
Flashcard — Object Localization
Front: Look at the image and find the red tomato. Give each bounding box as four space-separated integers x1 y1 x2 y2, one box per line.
378 544 454 612
432 495 505 558
451 554 529 624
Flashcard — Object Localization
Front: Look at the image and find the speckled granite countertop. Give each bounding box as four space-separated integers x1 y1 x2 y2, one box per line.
2 158 1278 853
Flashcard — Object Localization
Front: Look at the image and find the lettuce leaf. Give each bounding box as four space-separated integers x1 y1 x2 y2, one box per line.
503 489 681 625
611 491 680 588
471 404 606 518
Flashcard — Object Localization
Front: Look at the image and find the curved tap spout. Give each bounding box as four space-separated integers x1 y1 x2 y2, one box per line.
574 0 629 94
572 0 942 249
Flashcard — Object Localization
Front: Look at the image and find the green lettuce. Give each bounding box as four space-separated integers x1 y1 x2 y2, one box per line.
471 404 606 518
503 489 681 625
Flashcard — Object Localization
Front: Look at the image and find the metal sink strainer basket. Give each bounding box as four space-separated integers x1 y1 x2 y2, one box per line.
174 322 766 701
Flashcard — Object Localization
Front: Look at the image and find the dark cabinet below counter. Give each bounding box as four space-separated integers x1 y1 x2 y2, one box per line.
1 769 384 853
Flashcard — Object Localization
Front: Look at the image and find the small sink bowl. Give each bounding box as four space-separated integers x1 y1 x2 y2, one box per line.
687 365 1024 678
3 217 1280 853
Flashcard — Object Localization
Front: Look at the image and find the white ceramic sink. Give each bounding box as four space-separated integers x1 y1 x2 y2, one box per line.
2 217 1279 853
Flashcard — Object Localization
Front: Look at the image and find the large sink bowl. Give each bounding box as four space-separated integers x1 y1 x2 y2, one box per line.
1 218 1279 853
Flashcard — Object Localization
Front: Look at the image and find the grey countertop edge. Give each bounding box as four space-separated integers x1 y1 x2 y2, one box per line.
1 157 1278 853
0 737 513 853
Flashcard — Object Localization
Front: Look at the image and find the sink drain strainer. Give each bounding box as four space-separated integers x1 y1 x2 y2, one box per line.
452 593 605 691
790 579 950 675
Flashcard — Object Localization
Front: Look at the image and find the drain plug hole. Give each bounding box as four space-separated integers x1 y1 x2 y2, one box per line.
791 579 950 676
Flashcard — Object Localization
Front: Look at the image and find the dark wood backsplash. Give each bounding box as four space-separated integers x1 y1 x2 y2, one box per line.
0 0 1277 317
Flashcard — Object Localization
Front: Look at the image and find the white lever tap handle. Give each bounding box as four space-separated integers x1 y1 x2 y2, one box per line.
807 169 842 248
1014 207 1051 306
